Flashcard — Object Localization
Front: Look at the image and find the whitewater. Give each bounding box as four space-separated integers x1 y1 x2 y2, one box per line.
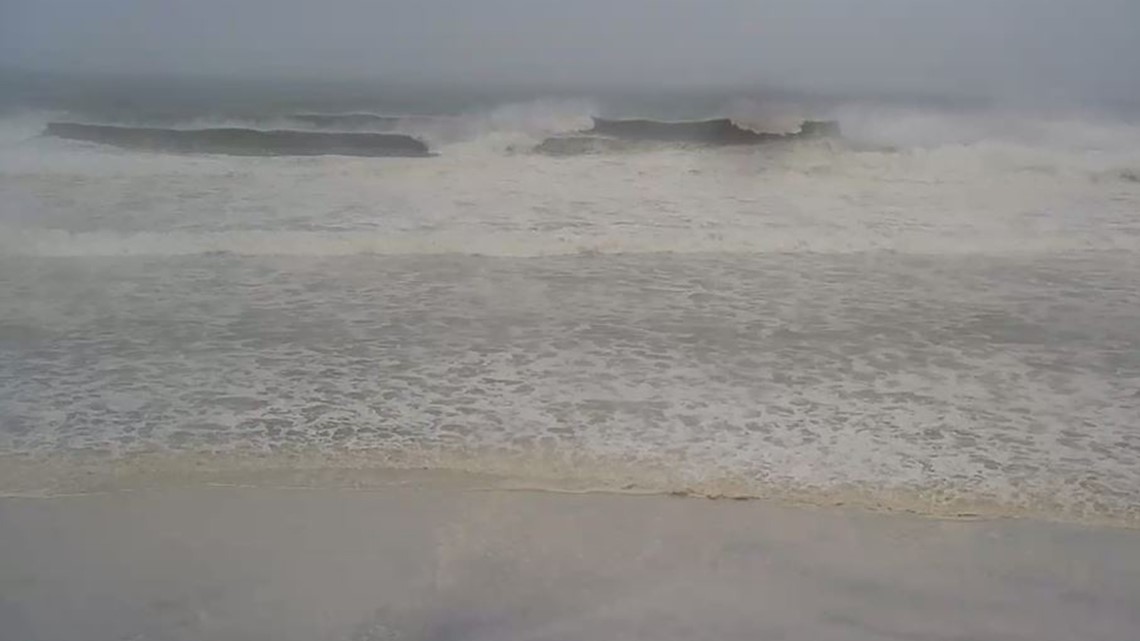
1 99 1139 527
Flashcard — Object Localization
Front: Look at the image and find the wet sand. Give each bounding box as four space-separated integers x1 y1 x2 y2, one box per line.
2 484 1138 641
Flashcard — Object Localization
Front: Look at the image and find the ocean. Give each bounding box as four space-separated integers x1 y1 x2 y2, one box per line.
1 76 1139 527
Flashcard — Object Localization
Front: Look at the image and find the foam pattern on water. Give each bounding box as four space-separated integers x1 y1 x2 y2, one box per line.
2 253 1138 522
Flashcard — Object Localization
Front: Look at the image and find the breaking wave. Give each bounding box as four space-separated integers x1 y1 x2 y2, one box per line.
532 117 839 155
44 122 432 157
583 117 838 144
287 113 403 129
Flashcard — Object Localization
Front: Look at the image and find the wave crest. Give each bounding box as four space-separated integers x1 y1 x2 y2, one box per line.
44 122 432 157
585 117 839 144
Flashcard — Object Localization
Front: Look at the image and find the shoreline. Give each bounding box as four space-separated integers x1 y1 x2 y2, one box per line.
2 451 1138 530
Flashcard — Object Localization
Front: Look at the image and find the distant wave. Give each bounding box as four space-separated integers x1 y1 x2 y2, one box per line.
585 117 839 144
289 113 403 129
44 122 432 157
531 118 840 154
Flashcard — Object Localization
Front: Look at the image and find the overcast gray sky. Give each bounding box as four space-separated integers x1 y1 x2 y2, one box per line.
3 0 1139 104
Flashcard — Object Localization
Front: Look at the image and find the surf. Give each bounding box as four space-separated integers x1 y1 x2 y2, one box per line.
532 117 840 154
585 117 839 144
43 122 433 157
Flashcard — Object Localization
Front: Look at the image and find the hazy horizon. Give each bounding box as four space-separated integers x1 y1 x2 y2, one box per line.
4 0 1140 111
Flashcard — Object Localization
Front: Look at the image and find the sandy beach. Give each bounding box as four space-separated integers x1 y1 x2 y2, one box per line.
3 482 1138 641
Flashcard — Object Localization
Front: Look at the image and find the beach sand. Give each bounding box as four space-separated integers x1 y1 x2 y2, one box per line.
2 482 1138 641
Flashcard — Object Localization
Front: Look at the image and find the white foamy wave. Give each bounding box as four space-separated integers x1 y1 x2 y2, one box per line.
438 103 1140 182
7 103 1140 167
830 103 1140 150
720 97 822 134
812 105 1140 182
411 98 598 151
3 107 1139 260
